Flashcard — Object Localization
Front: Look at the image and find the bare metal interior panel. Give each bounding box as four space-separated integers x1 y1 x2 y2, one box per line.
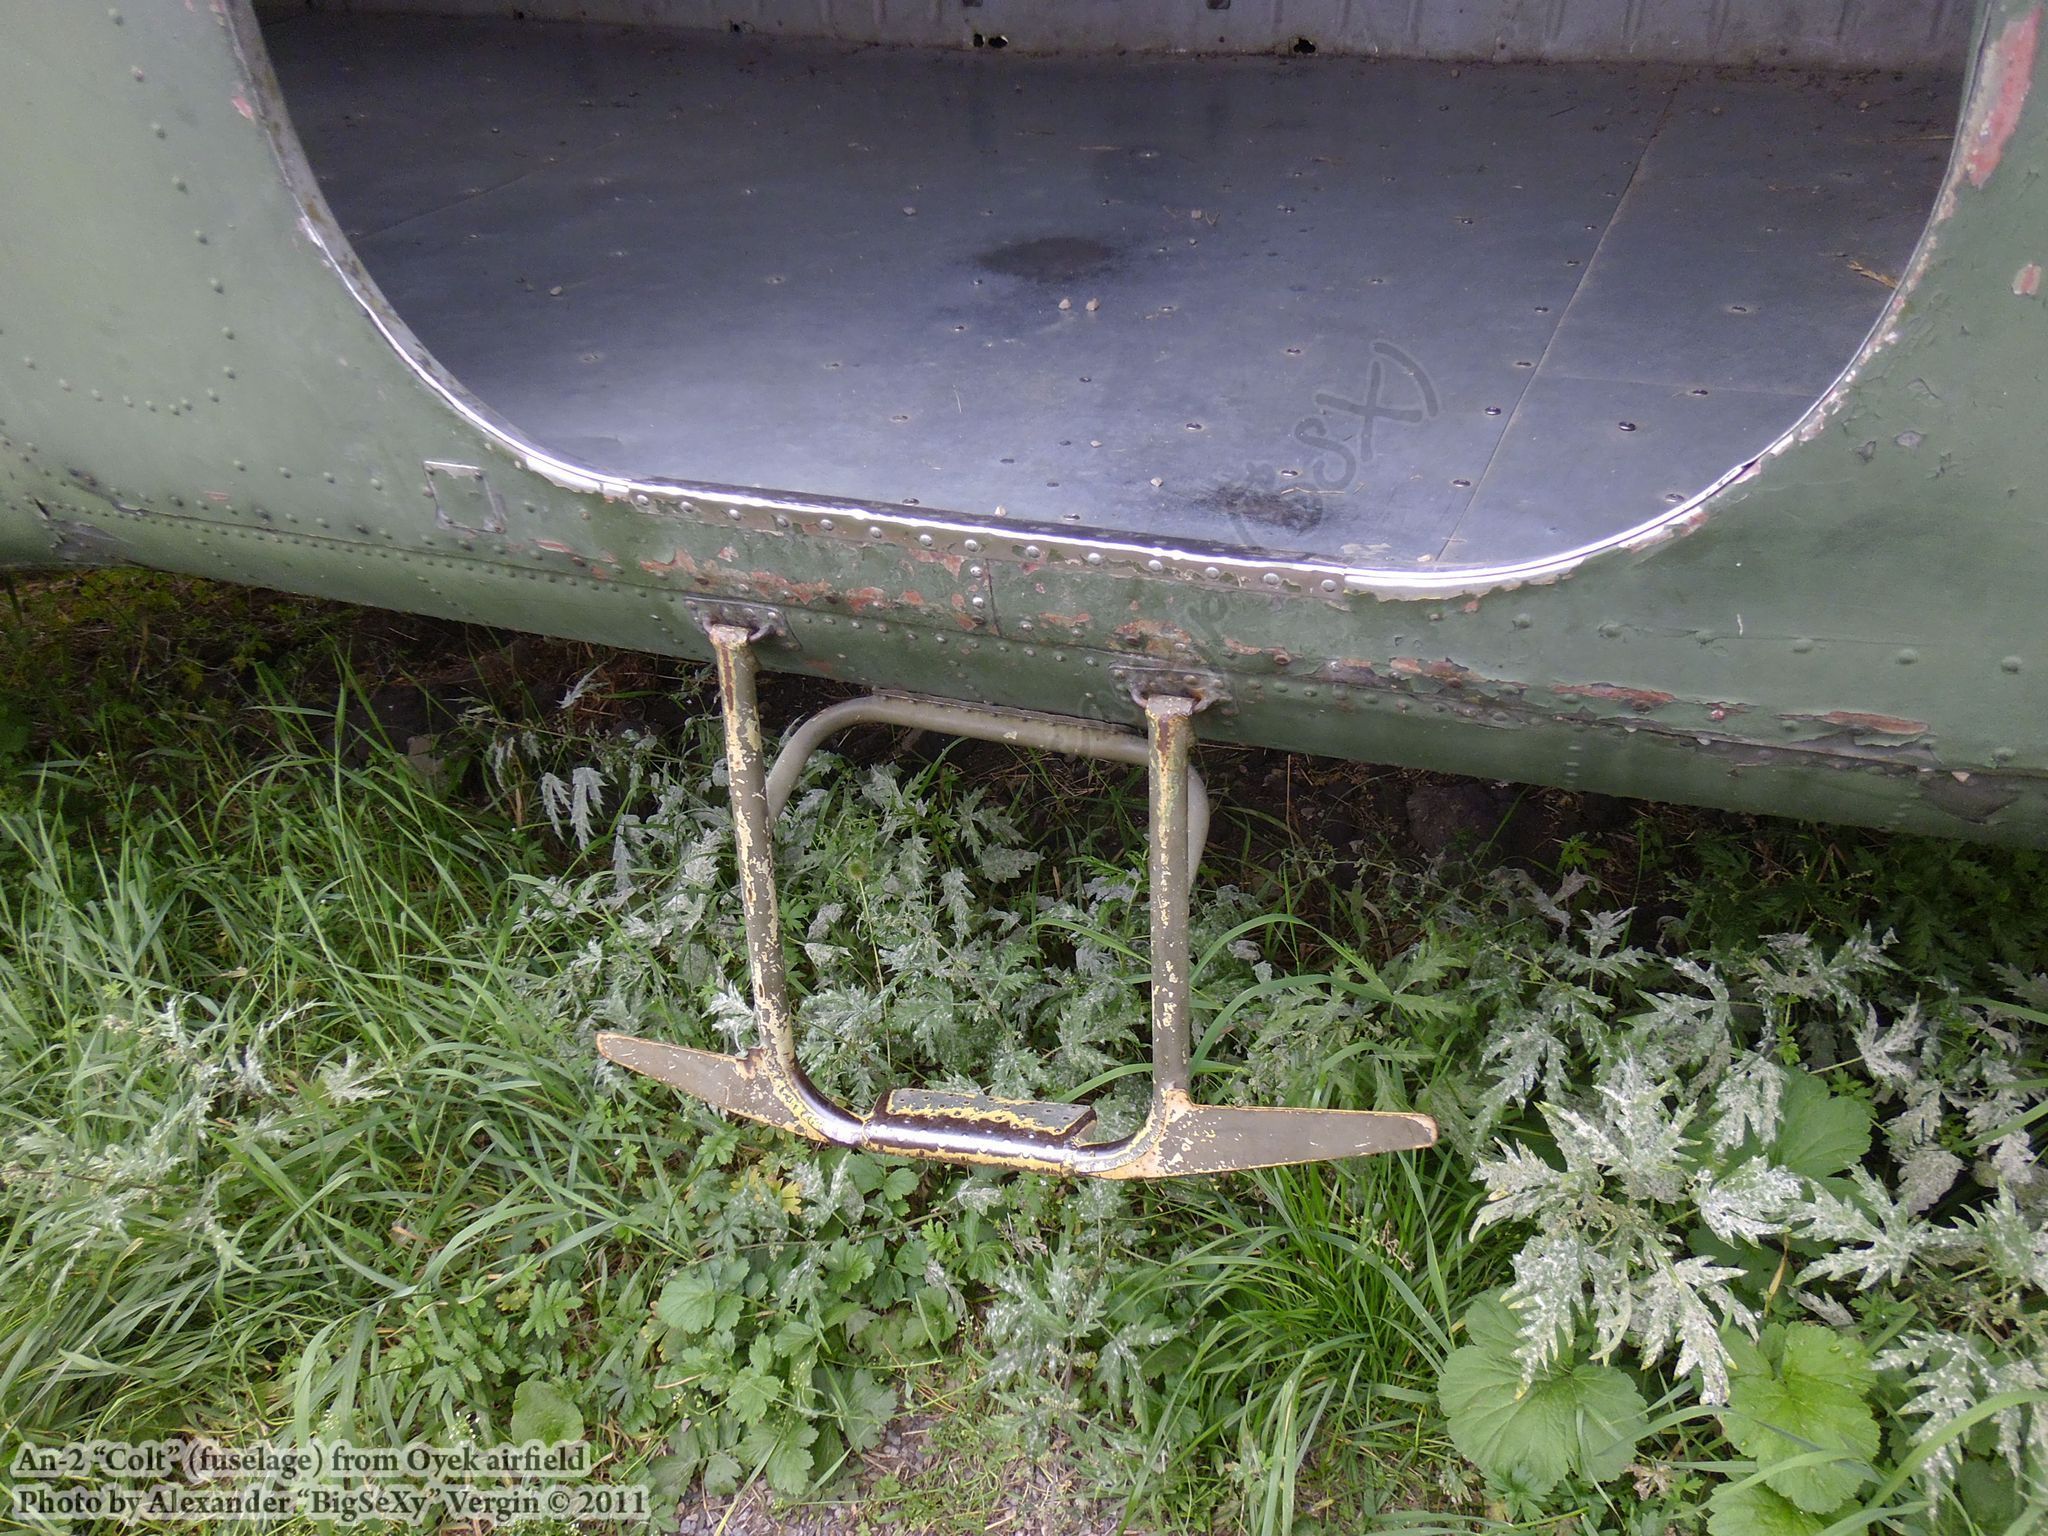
262 0 1977 69
265 14 1957 567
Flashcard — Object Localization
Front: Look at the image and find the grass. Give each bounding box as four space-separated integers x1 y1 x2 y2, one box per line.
1 570 2044 1535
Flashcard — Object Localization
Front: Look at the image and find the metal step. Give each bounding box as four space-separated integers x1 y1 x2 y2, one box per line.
595 619 1438 1177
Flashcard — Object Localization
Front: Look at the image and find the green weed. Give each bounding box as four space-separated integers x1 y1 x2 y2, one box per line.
3 574 2046 1536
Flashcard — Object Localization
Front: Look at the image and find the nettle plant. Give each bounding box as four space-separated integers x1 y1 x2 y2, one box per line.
1436 874 2048 1532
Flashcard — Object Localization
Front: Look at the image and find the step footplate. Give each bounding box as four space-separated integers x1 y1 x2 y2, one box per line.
597 623 1438 1178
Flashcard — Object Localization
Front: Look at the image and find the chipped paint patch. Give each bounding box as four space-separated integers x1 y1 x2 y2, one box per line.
1389 656 1477 686
1785 710 1930 737
1114 618 1199 658
2018 262 2044 296
1965 7 2040 188
1552 682 1677 711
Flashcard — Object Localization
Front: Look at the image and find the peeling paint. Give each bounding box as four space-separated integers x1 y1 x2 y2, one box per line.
640 546 934 618
1115 618 1200 657
1390 656 1481 687
1551 681 1677 711
2018 262 2044 295
1785 709 1930 736
1965 7 2041 188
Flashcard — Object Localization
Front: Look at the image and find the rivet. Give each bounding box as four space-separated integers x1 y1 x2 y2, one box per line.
1319 578 1339 594
1203 565 1221 580
1792 636 1814 653
2002 656 2023 673
1262 572 1282 586
818 517 835 532
728 508 742 521
964 538 981 553
917 533 933 547
1896 648 1919 665
1146 558 1164 573
1086 551 1103 566
633 492 649 506
231 459 245 471
970 595 986 609
1513 612 1532 628
1024 544 1043 559
774 513 790 527
1599 621 1621 638
1994 747 2016 762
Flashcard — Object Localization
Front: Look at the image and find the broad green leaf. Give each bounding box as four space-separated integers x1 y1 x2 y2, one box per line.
1769 1072 1872 1180
1722 1324 1878 1512
508 1378 583 1445
910 1286 958 1348
742 1419 819 1495
653 1263 743 1351
1439 1339 1648 1495
653 1269 719 1335
725 1366 779 1425
1459 1292 1525 1355
1706 1477 1840 1536
701 1448 743 1498
881 1165 920 1202
1778 1323 1873 1396
1945 1457 2024 1533
835 1367 896 1453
